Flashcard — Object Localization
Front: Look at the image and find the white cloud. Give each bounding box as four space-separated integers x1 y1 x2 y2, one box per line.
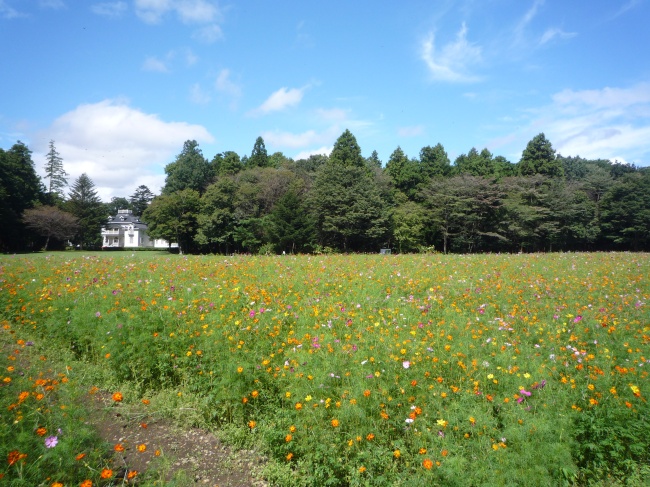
35 100 214 200
189 83 211 104
251 86 307 115
421 23 482 83
91 2 127 18
142 56 169 72
514 0 544 42
192 23 223 43
0 0 24 18
135 0 221 24
539 27 577 45
397 125 425 137
314 108 349 122
40 0 65 9
498 83 650 164
215 69 242 98
294 146 332 160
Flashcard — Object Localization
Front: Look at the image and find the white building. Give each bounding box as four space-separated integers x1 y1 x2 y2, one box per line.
101 209 177 249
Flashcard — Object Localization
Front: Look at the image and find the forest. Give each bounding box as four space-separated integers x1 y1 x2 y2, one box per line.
1 130 648 254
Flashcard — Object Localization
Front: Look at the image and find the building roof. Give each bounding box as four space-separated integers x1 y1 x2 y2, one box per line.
104 209 148 230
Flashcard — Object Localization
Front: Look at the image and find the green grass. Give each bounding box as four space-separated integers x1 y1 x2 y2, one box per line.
1 252 648 486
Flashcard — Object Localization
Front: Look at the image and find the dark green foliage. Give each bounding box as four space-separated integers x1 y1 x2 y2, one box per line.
65 173 106 249
311 163 390 251
0 141 45 251
267 187 315 253
600 171 650 250
518 133 564 178
129 184 155 216
248 136 270 168
419 143 451 179
44 140 68 198
385 146 422 199
211 150 243 176
105 196 131 216
163 140 212 194
329 129 364 168
143 188 201 254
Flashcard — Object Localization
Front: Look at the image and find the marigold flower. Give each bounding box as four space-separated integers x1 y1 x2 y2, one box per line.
100 468 113 479
75 453 86 461
51 482 64 487
359 466 367 473
331 418 340 428
141 399 150 405
363 389 371 397
295 402 303 410
366 433 375 441
112 392 123 402
137 443 146 452
114 443 125 452
248 420 256 429
419 448 427 454
285 434 293 442
393 449 401 458
127 470 138 479
7 450 27 466
80 480 93 487
251 390 259 398
422 458 434 469
286 452 293 461
289 425 296 433
36 427 47 436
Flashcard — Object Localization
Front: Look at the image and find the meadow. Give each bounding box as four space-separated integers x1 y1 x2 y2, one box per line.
1 252 648 486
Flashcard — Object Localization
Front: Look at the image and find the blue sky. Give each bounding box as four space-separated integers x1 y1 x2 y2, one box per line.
1 0 649 200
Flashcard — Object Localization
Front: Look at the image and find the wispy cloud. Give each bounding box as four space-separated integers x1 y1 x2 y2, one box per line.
294 146 332 160
35 99 214 200
539 27 577 45
611 0 642 19
0 0 25 19
142 56 169 73
215 69 242 98
91 1 127 18
189 83 211 104
397 125 425 137
40 0 65 9
496 83 650 164
250 86 308 116
421 23 482 83
514 0 544 41
134 0 223 42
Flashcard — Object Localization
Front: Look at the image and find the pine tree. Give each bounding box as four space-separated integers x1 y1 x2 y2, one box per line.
44 140 68 198
129 185 155 216
66 173 106 249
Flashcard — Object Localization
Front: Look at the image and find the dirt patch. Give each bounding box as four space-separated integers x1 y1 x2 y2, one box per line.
84 392 269 486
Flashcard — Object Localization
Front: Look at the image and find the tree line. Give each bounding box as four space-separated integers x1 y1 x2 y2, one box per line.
1 130 648 254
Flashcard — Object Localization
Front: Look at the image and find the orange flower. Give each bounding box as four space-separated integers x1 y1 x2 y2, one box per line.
251 390 259 398
51 482 64 487
363 389 371 397
411 380 418 387
7 450 27 466
137 443 146 452
140 422 147 429
418 448 427 455
286 452 293 461
154 449 161 456
248 420 256 429
331 418 340 428
289 425 296 433
422 458 434 470
100 468 113 479
36 427 47 436
285 434 293 442
112 392 123 402
114 443 125 452
127 470 138 479
359 466 367 473
242 397 248 404
80 480 93 487
441 449 449 457
393 449 401 458
141 399 150 405
295 402 303 410
366 433 375 441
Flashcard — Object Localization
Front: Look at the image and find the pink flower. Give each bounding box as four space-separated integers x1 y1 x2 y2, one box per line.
402 361 410 369
45 436 58 448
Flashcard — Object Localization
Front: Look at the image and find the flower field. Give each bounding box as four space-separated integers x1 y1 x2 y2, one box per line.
1 252 649 486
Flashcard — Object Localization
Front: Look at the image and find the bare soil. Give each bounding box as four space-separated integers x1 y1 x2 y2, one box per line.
85 392 269 486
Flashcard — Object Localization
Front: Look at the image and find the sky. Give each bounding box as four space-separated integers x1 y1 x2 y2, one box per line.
1 0 649 201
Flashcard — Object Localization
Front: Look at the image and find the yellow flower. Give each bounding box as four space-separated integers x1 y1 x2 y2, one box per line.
137 443 147 452
393 449 401 458
237 366 244 373
331 418 340 428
